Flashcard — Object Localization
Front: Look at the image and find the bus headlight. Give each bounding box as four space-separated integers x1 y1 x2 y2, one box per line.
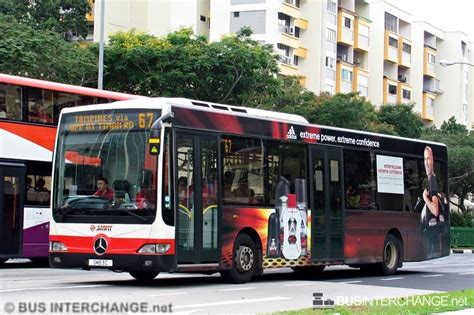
138 244 171 254
50 241 68 252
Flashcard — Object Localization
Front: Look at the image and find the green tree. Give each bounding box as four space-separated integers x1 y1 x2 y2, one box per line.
421 117 474 213
0 15 97 85
0 0 91 40
311 93 378 130
101 27 281 106
377 103 424 138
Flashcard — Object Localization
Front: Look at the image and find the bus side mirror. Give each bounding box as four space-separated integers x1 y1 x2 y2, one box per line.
149 112 174 155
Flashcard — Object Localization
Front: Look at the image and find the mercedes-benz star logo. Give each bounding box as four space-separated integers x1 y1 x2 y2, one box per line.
93 237 108 255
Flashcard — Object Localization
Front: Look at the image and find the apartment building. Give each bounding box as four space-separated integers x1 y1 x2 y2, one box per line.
92 0 210 39
91 0 473 129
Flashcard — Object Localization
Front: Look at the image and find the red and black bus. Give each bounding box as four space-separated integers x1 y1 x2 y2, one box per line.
49 98 449 283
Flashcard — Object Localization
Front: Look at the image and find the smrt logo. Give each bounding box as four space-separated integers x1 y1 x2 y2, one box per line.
90 225 112 232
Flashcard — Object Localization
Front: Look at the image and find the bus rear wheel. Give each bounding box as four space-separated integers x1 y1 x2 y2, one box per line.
379 234 400 276
129 271 159 281
221 234 257 284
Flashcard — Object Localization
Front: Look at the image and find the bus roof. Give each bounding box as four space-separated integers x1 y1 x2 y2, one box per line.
0 73 144 101
59 97 446 149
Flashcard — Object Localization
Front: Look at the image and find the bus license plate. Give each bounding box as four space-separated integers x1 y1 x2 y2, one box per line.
88 259 113 267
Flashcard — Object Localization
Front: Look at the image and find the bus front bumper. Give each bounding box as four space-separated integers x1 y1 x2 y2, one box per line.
49 253 176 272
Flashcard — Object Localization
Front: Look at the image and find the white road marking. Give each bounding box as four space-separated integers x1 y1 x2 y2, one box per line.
458 272 474 275
148 292 188 297
283 283 314 287
219 287 256 292
380 277 404 281
422 274 443 278
174 297 290 309
339 280 363 284
0 284 108 293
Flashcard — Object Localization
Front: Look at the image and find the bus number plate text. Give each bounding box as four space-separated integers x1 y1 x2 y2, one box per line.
88 259 113 267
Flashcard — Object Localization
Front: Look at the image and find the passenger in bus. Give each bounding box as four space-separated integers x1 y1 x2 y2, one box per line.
233 177 255 204
35 178 49 192
178 176 190 208
0 104 7 118
346 184 360 209
29 101 52 124
223 171 235 200
93 177 114 200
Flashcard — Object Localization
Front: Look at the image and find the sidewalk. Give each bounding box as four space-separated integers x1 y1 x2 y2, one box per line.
451 248 474 254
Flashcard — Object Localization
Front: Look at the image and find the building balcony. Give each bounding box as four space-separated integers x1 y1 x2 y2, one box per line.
279 61 299 76
336 61 354 94
295 18 308 30
354 16 370 52
383 77 398 104
384 31 399 64
422 91 436 121
337 9 355 47
353 67 369 98
280 33 299 49
397 83 411 104
398 37 411 68
424 47 436 78
281 0 300 19
294 46 307 58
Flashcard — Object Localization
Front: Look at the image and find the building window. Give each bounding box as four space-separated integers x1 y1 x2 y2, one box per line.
342 69 352 81
384 12 398 33
327 0 337 13
344 17 352 29
402 89 411 100
402 43 411 54
428 53 436 64
325 84 335 95
388 37 398 48
325 56 335 69
233 12 240 18
388 84 397 95
327 28 336 41
200 15 206 22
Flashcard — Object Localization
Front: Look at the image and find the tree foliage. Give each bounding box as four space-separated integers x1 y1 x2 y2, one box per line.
0 0 91 39
377 103 424 138
101 27 280 106
0 15 97 85
421 117 474 213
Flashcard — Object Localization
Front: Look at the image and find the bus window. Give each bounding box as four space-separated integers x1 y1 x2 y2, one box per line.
54 92 80 124
344 150 377 210
222 136 264 206
0 83 22 121
267 141 307 206
25 161 52 206
26 87 53 124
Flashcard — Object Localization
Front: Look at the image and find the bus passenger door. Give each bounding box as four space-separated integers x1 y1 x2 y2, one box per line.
0 163 25 261
175 133 220 264
310 147 344 262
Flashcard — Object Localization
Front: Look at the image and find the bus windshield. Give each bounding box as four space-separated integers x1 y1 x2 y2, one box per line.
53 109 161 224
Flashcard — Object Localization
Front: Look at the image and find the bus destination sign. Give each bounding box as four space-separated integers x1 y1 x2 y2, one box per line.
67 112 157 132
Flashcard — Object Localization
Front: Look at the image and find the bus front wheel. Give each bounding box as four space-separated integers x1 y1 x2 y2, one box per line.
379 234 401 276
129 271 159 281
221 234 257 284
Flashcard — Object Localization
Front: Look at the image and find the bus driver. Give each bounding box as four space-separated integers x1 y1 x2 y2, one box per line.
93 177 115 200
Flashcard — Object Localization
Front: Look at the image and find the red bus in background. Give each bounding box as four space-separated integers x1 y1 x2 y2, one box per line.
0 73 142 264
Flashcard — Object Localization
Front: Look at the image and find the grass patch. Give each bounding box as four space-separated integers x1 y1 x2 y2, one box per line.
274 289 474 315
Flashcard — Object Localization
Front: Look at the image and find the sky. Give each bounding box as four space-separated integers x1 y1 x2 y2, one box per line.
387 0 474 41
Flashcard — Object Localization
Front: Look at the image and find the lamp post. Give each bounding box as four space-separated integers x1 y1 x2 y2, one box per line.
98 0 105 90
439 60 474 67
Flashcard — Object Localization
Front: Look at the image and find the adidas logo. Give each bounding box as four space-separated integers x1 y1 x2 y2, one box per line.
287 126 297 139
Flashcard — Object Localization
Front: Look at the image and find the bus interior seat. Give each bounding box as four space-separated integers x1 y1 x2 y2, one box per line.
113 180 131 202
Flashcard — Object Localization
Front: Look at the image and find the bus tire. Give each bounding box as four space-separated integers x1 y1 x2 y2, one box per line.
221 234 257 284
129 271 159 281
379 234 400 276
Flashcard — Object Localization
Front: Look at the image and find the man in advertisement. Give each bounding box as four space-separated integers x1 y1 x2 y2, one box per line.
421 146 445 258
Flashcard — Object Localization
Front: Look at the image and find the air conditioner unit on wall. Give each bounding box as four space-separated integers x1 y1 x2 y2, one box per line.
289 27 294 35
